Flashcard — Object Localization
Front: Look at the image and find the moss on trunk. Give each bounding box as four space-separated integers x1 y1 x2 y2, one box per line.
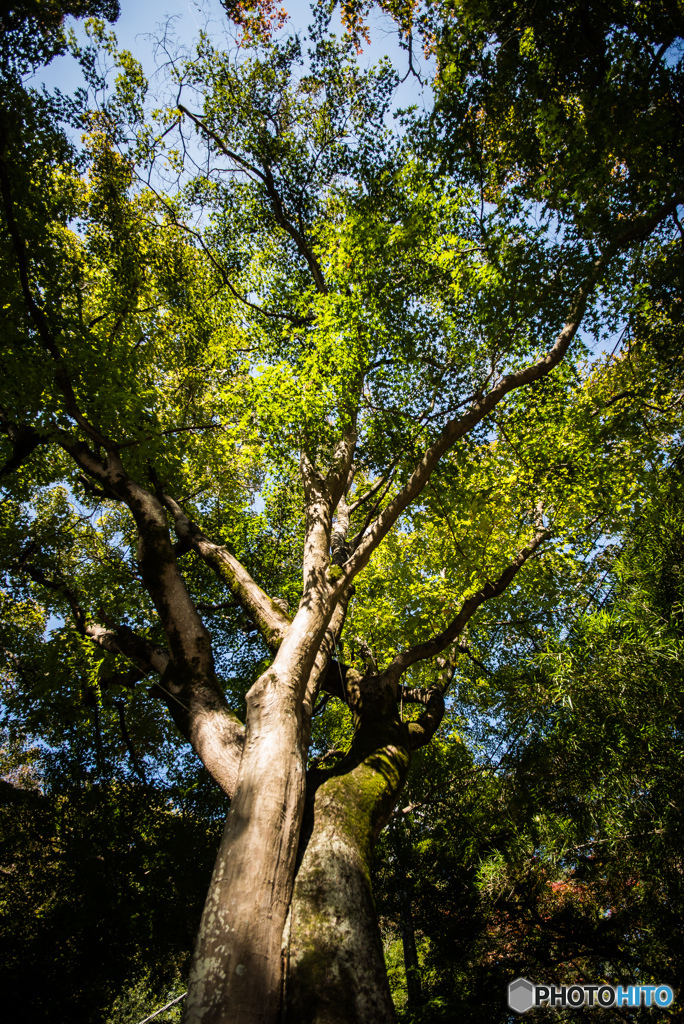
283 673 410 1024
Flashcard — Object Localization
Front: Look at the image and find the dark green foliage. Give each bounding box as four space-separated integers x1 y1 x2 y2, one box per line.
0 757 222 1024
433 0 684 231
1 2 120 75
375 471 684 1022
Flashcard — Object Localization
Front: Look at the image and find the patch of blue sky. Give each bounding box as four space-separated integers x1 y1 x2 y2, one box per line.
34 0 434 116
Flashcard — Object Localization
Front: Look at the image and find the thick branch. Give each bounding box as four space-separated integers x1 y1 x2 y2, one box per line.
405 688 446 751
330 494 351 567
298 425 357 611
92 616 170 674
21 561 245 799
124 483 218 673
30 441 248 795
39 440 217 679
162 494 291 653
611 189 684 246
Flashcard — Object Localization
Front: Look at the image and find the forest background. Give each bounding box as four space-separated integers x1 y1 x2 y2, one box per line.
1 1 683 1022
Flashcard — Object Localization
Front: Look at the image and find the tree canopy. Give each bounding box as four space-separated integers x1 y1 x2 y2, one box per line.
1 2 682 1023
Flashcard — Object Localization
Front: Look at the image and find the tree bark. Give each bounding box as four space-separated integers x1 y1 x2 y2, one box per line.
283 672 410 1024
181 665 308 1024
399 887 422 1009
181 439 355 1024
182 584 336 1024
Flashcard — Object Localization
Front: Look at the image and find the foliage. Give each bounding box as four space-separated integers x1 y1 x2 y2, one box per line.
0 738 222 1023
0 1 682 1022
0 1 120 76
104 972 185 1024
374 469 684 1022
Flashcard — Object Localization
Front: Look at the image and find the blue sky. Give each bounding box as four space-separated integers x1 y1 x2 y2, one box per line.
33 0 432 112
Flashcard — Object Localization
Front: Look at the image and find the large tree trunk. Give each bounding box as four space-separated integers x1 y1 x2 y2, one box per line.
182 666 307 1024
283 674 410 1024
181 451 355 1024
182 655 442 1024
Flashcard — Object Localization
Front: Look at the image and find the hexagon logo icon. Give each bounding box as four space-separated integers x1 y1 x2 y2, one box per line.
508 977 535 1014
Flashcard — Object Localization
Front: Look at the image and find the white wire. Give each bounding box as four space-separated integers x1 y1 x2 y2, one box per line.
135 992 187 1024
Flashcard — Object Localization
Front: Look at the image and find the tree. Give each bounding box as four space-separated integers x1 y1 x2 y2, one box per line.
0 3 682 1023
371 488 684 1024
0 734 222 1023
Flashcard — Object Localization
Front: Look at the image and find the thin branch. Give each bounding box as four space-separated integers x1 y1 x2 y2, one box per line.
20 563 170 672
331 189 681 599
262 163 328 294
177 104 266 181
348 473 390 513
457 641 493 676
303 585 355 723
147 188 312 326
349 465 400 549
387 527 550 678
115 699 147 782
178 104 328 293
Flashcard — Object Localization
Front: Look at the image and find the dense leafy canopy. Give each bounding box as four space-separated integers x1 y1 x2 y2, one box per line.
0 0 682 1021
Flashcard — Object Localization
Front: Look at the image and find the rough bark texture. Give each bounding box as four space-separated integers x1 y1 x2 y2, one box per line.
182 439 355 1024
182 667 308 1024
182 579 337 1022
283 672 410 1024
